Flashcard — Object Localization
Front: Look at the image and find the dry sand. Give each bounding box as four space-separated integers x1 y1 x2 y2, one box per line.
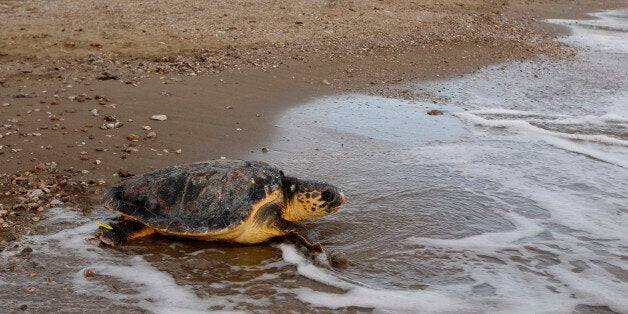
0 0 625 248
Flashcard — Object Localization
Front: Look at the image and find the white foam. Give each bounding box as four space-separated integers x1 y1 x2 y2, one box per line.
456 111 628 147
279 244 472 313
21 211 243 313
541 135 628 168
406 213 544 250
73 256 232 314
468 108 628 124
548 9 628 53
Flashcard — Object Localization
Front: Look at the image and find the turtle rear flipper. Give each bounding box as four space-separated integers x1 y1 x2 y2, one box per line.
95 220 156 246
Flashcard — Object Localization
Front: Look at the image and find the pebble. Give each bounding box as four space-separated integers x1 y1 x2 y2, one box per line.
127 134 140 142
103 115 117 122
27 189 44 201
329 251 350 268
427 109 444 115
90 109 99 116
175 149 182 154
142 125 152 130
84 268 97 277
1 103 9 107
322 79 331 85
146 131 157 139
118 169 134 178
151 114 168 121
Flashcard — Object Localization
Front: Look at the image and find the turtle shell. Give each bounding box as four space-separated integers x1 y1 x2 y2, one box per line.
103 160 283 234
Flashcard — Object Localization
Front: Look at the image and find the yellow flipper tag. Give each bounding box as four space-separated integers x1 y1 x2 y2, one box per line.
95 221 113 230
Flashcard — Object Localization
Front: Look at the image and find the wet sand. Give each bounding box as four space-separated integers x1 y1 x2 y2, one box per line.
0 1 625 247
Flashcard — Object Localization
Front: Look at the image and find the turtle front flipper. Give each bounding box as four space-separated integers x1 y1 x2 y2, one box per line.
288 230 324 253
94 219 156 246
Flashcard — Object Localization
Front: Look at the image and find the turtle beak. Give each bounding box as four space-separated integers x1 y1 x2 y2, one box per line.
326 190 345 213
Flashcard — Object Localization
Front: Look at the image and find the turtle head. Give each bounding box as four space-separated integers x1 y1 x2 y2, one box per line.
281 175 345 221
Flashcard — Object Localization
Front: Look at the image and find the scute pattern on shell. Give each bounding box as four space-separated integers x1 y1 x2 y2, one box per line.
103 160 283 234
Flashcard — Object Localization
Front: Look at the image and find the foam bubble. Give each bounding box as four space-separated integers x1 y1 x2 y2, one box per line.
541 136 628 168
406 213 544 250
73 257 230 314
455 111 628 147
279 244 471 312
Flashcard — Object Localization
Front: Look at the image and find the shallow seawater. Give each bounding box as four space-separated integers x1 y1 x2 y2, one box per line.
2 9 627 313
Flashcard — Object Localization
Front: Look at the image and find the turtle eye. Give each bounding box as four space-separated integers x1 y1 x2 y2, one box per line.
321 190 335 202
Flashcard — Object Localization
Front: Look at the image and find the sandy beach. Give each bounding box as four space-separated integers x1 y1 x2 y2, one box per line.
0 0 625 248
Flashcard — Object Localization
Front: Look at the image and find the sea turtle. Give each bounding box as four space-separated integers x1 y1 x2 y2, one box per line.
93 159 345 254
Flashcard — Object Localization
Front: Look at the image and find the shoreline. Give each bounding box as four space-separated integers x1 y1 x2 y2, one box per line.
0 0 626 249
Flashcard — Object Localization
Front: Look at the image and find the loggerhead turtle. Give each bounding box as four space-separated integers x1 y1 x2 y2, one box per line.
94 160 345 253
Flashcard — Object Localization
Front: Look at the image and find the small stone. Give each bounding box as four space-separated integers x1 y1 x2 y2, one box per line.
118 169 133 178
427 109 444 116
127 134 140 142
1 103 9 107
83 268 97 277
90 109 99 116
94 159 102 165
27 189 44 201
142 125 152 130
151 115 167 121
261 147 269 153
175 149 182 154
322 79 331 85
146 131 157 139
103 115 117 122
329 251 350 268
